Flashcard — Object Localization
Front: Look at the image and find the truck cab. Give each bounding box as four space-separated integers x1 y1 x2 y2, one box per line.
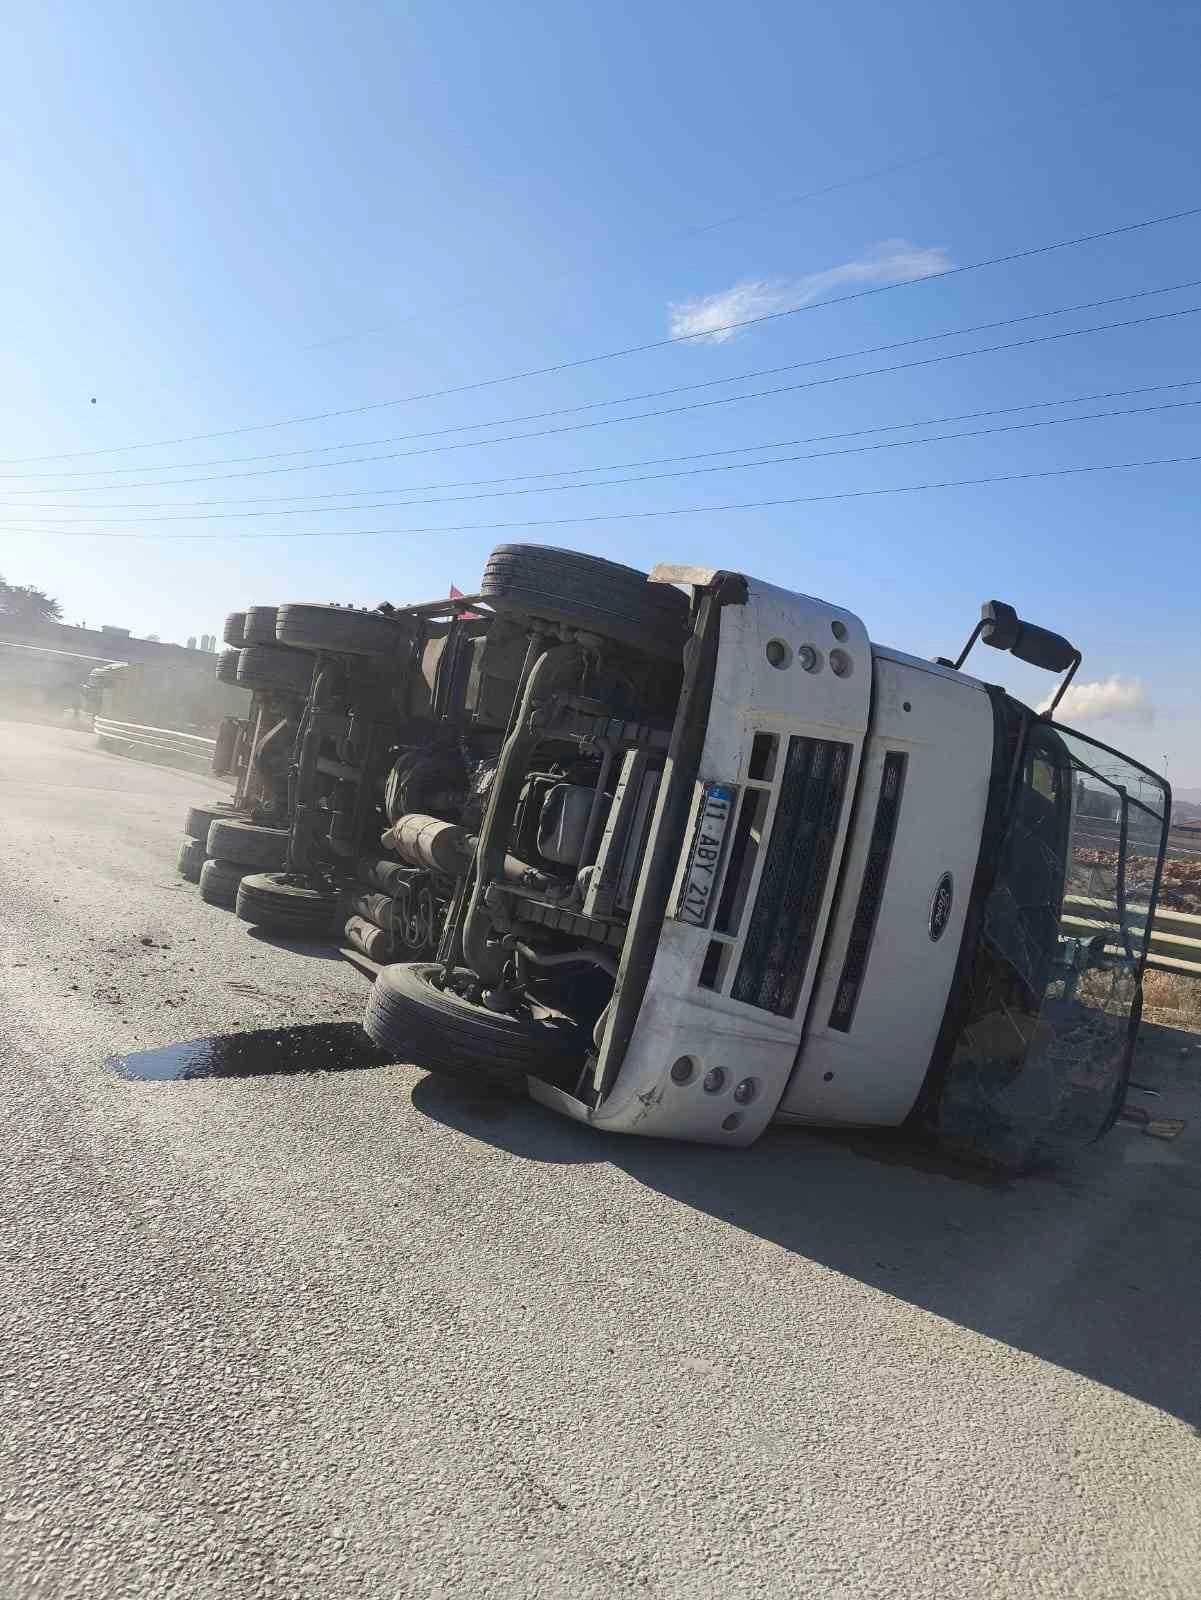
364 553 1169 1168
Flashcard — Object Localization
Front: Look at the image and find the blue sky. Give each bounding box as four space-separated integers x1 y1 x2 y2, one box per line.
0 0 1198 781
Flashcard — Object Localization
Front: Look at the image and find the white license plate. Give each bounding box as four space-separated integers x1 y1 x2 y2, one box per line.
675 783 736 927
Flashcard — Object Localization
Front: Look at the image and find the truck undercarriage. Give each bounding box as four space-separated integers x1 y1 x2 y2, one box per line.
187 544 1169 1171
361 555 1170 1169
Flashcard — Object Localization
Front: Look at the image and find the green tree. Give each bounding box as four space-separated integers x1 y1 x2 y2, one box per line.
0 573 63 623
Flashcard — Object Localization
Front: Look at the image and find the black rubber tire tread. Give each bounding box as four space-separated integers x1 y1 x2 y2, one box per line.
184 802 240 841
235 643 314 697
235 872 340 938
176 837 207 883
363 961 587 1081
275 602 416 658
480 543 689 659
199 858 247 908
216 647 241 686
222 611 247 647
205 818 289 869
242 606 280 646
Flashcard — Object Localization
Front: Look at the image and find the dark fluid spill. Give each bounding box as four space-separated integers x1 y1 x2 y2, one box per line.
106 1022 394 1082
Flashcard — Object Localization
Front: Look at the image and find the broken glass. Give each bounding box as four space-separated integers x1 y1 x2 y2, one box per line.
934 722 1168 1168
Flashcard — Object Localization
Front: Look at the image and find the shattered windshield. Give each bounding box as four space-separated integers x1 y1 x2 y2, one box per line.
934 718 1169 1168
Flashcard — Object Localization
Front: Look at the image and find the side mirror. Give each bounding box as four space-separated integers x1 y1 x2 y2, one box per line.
979 600 1020 652
951 600 1082 715
980 601 1077 673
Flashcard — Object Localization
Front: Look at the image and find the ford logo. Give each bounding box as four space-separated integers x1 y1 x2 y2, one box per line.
929 873 953 941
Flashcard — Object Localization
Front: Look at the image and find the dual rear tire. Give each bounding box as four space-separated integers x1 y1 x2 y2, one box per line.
480 544 690 660
205 818 289 870
199 858 247 908
235 644 314 697
176 837 207 883
184 802 241 842
236 873 340 939
275 603 416 658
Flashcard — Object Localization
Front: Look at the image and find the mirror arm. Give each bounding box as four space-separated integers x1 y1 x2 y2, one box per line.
1045 650 1083 717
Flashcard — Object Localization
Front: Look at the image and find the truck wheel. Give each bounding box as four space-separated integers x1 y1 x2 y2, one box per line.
223 611 247 647
235 644 314 697
184 802 241 842
216 648 241 686
176 837 207 883
206 819 289 869
235 873 340 938
275 603 415 658
199 858 246 908
362 962 586 1083
242 606 280 646
480 544 690 660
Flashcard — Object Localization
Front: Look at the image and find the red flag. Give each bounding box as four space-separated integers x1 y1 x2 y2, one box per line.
450 584 479 619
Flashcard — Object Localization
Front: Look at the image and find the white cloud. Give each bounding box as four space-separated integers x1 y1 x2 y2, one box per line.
668 240 951 344
1039 675 1154 725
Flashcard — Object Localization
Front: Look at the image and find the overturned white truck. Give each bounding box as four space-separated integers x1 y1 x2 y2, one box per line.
364 551 1169 1169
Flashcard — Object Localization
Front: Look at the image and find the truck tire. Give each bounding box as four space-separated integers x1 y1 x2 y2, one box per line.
199 858 247 908
242 606 280 646
216 648 241 686
480 544 690 660
184 802 241 842
235 644 314 697
275 603 415 658
362 962 586 1083
206 818 289 869
223 611 247 647
235 873 340 938
176 837 207 883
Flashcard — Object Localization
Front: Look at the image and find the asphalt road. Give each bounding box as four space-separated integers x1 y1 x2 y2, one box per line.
1 717 1198 1600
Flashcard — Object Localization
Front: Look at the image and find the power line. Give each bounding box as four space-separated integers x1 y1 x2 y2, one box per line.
8 276 1200 486
5 299 1199 496
17 453 1201 541
4 203 1200 466
308 92 1125 348
8 394 1199 526
304 154 960 354
8 376 1195 513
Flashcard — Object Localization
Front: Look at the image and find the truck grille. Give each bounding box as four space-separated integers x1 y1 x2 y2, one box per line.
828 750 907 1031
731 735 851 1016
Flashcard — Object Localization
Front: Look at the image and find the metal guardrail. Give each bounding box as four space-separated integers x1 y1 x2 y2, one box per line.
1074 818 1201 863
1062 896 1201 979
94 717 216 773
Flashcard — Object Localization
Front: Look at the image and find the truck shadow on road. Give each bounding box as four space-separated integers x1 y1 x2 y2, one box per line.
244 927 348 963
413 1074 1201 1428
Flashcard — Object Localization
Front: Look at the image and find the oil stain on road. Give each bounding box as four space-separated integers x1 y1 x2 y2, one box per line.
106 1021 396 1081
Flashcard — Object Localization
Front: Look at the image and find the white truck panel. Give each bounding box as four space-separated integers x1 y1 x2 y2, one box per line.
776 648 995 1127
587 578 871 1144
